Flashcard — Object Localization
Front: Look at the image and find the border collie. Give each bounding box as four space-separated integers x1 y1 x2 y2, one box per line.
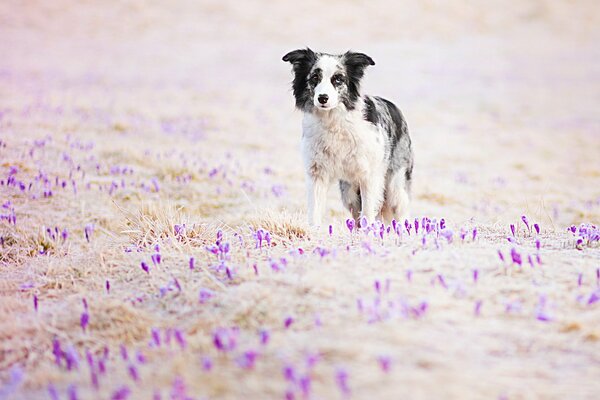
283 48 414 227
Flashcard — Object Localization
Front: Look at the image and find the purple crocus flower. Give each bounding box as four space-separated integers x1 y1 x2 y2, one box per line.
510 224 515 237
91 370 99 389
472 228 477 241
136 351 147 364
377 356 391 372
335 368 350 397
521 215 530 232
536 312 551 322
437 274 448 289
111 386 131 400
497 250 505 262
173 277 182 292
213 327 238 352
127 364 139 382
65 346 79 371
440 229 453 243
473 269 479 283
346 218 355 233
174 329 186 349
151 253 161 266
328 224 333 236
588 291 600 305
140 261 149 274
283 365 296 382
255 229 263 248
534 223 540 235
68 384 78 400
48 385 59 400
284 316 294 329
360 216 368 229
85 349 94 368
199 288 214 304
236 350 258 369
188 257 195 270
34 295 38 312
151 328 161 347
259 329 270 345
52 338 62 366
84 224 94 242
201 356 213 371
299 375 312 397
510 248 522 265
105 280 110 293
440 218 446 230
474 300 483 316
80 311 90 332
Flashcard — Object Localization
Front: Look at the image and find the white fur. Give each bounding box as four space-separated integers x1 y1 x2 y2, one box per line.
312 55 341 109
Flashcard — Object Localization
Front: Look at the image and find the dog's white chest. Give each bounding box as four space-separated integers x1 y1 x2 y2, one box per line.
301 111 384 182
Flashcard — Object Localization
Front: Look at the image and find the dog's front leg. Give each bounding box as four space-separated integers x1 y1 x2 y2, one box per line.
306 176 328 227
359 173 384 225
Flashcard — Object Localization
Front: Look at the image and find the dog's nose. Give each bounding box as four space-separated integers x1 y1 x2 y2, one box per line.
318 94 329 105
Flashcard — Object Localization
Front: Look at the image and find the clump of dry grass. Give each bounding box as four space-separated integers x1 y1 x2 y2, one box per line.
113 201 215 250
245 209 308 244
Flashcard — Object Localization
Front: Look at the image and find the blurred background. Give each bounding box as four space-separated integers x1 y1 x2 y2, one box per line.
1 0 598 224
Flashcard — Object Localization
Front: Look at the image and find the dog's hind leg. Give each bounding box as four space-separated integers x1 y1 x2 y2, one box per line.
339 180 361 221
384 168 411 223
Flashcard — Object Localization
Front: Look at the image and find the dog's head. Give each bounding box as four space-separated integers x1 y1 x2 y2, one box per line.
283 48 375 112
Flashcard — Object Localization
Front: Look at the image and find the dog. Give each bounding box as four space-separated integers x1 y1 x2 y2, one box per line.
283 48 414 227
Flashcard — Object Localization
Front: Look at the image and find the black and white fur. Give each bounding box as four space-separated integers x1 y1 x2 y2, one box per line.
283 48 414 227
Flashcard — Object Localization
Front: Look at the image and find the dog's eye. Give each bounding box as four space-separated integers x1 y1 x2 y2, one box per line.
309 75 319 85
332 75 344 85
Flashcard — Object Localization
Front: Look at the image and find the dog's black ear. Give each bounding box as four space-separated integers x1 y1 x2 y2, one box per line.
282 48 316 65
344 51 375 68
343 52 375 110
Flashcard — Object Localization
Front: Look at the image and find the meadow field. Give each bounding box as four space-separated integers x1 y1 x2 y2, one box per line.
1 1 599 399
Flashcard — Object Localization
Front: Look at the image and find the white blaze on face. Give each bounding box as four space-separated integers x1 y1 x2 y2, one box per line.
313 55 341 110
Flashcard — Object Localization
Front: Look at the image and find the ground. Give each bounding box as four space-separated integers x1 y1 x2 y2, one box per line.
1 1 600 399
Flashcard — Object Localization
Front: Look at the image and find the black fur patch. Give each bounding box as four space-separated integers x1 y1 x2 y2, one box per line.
343 52 375 110
378 97 407 140
376 96 413 192
282 48 318 111
363 96 379 125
